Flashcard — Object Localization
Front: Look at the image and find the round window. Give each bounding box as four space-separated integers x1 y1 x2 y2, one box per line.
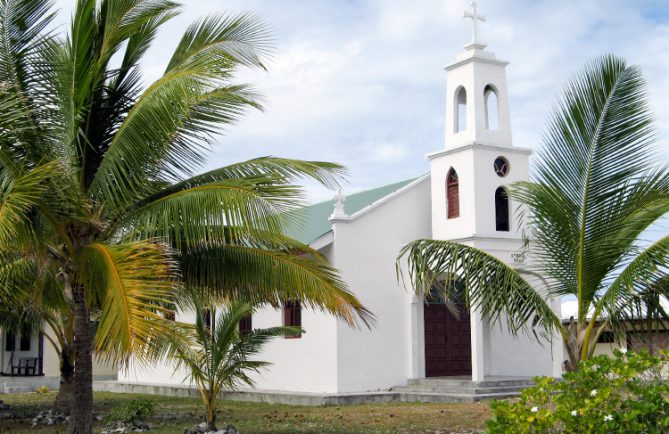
494 157 509 177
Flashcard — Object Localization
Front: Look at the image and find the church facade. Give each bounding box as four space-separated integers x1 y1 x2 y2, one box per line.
119 4 563 394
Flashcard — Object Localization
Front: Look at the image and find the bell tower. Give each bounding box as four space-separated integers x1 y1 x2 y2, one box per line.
424 2 560 383
428 0 531 243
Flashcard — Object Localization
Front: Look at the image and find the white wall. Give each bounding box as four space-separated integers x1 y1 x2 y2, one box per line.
429 148 476 240
119 254 339 393
332 178 432 392
121 179 432 394
469 238 560 378
243 296 339 393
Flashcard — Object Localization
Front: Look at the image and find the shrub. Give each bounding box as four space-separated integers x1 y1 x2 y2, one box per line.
487 350 669 434
34 385 50 394
108 398 155 425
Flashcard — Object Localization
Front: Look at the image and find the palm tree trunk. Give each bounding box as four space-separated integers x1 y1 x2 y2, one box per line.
206 388 217 431
54 344 75 415
564 318 580 372
69 286 93 434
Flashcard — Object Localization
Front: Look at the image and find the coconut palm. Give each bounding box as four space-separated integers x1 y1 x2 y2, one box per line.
0 0 371 432
398 55 669 371
168 299 298 431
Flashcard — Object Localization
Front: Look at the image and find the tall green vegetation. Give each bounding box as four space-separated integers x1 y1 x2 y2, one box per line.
168 299 298 431
0 0 371 432
399 55 669 370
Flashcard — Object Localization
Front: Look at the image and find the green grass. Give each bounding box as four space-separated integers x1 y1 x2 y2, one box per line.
0 391 491 433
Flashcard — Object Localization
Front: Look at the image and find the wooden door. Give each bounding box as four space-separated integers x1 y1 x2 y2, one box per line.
424 302 471 377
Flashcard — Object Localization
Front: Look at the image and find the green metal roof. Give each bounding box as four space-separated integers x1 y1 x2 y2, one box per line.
285 177 419 245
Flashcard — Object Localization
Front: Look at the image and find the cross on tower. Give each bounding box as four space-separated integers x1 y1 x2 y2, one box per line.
463 1 486 47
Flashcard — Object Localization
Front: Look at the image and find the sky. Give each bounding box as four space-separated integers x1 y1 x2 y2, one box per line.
52 0 669 202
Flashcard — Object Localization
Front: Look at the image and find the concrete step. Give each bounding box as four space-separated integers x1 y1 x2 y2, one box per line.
407 378 534 388
398 390 522 403
391 377 534 402
392 384 528 395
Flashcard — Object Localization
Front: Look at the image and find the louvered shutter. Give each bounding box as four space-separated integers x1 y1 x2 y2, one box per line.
447 172 460 219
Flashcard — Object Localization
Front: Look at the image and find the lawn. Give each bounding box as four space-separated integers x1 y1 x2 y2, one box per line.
0 391 491 433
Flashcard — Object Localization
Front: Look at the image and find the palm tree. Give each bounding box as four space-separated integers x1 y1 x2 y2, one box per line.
398 55 669 371
0 0 371 432
168 299 298 431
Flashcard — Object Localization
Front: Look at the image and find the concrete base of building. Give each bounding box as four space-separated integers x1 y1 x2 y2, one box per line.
92 377 532 406
0 376 60 394
0 374 118 394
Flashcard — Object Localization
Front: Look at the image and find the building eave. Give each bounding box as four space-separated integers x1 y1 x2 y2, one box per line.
309 231 334 251
426 142 532 160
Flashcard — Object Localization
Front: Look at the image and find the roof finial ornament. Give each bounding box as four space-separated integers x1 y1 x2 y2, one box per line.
463 0 486 50
329 188 350 222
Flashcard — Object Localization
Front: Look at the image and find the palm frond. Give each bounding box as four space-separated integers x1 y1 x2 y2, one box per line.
0 0 59 164
0 263 64 331
0 0 56 92
89 12 271 209
116 176 305 249
89 73 264 209
0 255 37 301
78 240 179 364
179 240 374 328
98 0 179 67
166 13 271 73
529 55 655 318
398 239 561 340
167 299 297 393
111 157 347 240
113 0 179 83
145 157 347 200
78 0 181 189
597 234 669 322
0 160 60 246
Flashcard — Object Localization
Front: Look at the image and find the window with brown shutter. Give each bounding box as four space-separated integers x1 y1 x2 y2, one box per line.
239 314 252 335
447 169 460 219
283 300 302 339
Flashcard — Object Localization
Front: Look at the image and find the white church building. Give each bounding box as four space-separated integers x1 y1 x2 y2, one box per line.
118 2 564 397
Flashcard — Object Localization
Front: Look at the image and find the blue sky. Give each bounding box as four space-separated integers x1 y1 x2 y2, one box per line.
53 0 669 202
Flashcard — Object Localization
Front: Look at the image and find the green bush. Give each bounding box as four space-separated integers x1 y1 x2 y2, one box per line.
487 350 669 433
34 385 50 394
108 398 155 425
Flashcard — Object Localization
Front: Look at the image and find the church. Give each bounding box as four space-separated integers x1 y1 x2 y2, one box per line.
118 2 564 398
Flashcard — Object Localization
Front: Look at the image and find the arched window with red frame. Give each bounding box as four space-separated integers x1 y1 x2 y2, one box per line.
446 169 460 219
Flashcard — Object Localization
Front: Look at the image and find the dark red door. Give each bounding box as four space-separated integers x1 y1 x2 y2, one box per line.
424 303 471 377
